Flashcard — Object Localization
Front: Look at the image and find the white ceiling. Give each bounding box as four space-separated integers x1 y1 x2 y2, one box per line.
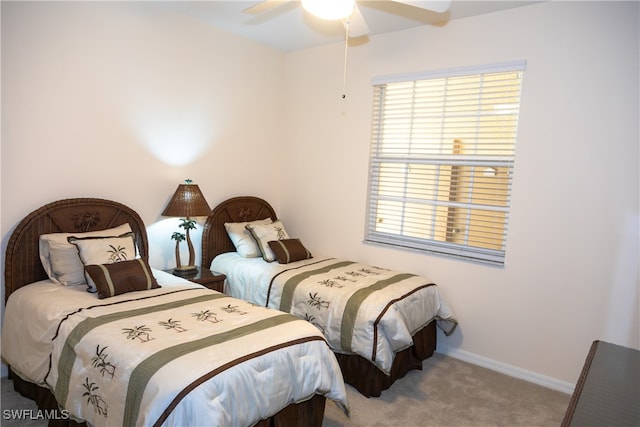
156 1 542 52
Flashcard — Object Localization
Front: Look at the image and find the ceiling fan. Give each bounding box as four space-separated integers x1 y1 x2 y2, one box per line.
243 0 452 38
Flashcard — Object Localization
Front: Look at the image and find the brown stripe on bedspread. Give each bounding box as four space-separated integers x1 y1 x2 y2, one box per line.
340 273 415 352
47 289 225 390
370 283 436 362
279 261 356 313
124 313 301 425
51 287 206 341
152 335 327 427
265 258 337 306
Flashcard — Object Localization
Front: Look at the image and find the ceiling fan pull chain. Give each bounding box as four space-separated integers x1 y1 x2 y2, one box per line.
342 19 349 99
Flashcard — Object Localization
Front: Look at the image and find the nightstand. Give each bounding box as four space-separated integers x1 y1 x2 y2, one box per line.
164 267 226 293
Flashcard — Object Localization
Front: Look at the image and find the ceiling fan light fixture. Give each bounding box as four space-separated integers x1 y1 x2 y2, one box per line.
301 0 355 20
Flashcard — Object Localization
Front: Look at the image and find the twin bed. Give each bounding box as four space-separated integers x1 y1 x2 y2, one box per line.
2 198 348 427
202 196 457 398
2 195 457 426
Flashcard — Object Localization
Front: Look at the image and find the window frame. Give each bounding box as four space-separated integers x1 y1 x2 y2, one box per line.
364 61 526 266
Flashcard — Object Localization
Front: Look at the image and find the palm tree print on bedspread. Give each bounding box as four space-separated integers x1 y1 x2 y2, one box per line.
221 304 248 315
192 309 221 323
307 292 330 310
303 313 325 333
298 264 394 333
91 345 116 378
159 318 187 333
83 346 115 419
318 279 345 288
83 377 108 418
122 325 154 342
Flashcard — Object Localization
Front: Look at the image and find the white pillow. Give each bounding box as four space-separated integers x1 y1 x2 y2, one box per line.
39 223 132 286
70 234 137 265
245 220 290 262
224 218 272 257
69 234 137 293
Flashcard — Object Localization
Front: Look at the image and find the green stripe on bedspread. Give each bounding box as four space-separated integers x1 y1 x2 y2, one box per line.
54 293 226 406
124 313 299 426
279 261 355 313
340 273 415 352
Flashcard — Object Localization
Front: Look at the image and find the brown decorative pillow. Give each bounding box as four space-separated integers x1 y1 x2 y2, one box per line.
84 258 160 299
267 239 312 264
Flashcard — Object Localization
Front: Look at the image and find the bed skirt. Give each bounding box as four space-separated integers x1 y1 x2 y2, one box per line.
8 368 327 427
334 320 437 397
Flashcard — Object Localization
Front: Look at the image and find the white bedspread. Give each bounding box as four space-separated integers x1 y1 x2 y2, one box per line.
2 270 197 385
2 269 349 427
211 253 458 375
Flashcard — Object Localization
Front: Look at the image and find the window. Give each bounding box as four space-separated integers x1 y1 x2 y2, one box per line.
365 61 526 266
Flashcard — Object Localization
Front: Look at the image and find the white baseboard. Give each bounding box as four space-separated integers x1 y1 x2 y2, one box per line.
436 344 575 395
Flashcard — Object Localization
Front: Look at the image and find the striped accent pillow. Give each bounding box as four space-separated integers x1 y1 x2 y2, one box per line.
85 258 160 299
267 239 312 264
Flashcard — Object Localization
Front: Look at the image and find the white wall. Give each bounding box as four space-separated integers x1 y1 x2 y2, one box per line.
1 2 286 375
1 1 638 392
1 1 287 268
280 1 639 391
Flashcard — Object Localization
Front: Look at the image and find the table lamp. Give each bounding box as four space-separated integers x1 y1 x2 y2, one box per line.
162 179 211 274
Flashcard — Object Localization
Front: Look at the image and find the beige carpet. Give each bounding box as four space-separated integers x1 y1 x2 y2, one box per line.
322 353 570 427
2 353 570 427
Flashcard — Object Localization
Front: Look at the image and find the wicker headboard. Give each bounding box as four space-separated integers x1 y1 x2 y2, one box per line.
4 198 148 302
201 196 277 269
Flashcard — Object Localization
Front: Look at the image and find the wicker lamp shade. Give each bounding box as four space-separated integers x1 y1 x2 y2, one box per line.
162 183 211 218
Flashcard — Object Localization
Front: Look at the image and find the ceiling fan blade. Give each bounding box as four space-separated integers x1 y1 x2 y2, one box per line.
392 0 452 14
343 4 369 37
243 0 292 15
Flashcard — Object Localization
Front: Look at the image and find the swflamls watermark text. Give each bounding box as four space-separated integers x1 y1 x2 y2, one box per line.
3 408 70 421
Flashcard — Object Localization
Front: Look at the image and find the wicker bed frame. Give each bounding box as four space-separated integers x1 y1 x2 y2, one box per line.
3 197 325 427
202 196 437 397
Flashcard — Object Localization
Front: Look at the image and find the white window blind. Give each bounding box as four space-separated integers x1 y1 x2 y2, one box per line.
365 61 526 265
